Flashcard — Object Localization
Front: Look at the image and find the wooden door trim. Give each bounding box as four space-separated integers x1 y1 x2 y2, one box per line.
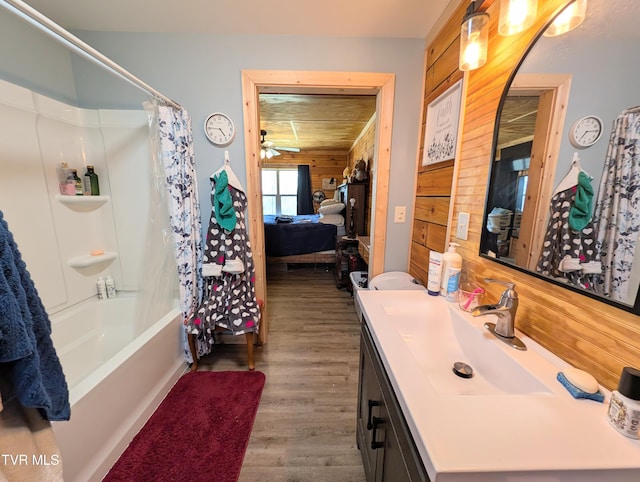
508 73 572 270
241 70 395 343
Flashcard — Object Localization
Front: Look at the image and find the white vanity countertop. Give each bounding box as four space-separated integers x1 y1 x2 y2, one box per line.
357 290 640 482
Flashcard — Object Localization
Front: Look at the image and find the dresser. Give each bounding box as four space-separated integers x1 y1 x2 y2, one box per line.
337 182 366 236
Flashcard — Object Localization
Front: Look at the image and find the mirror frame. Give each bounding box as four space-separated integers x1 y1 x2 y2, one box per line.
479 0 640 315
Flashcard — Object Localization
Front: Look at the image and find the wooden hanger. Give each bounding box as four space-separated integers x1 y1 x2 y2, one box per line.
212 150 244 193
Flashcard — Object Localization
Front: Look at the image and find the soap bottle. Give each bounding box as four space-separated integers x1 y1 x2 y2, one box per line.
105 275 116 298
83 165 100 195
607 366 640 439
97 277 107 300
441 242 462 299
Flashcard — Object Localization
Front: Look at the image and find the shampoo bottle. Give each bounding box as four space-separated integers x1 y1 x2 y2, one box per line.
105 275 116 298
441 242 462 299
97 277 106 300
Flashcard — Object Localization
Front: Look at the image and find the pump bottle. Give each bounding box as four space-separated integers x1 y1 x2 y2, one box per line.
440 242 462 299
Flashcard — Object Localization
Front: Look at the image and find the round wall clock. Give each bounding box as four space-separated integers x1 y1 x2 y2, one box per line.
569 115 603 148
204 112 236 147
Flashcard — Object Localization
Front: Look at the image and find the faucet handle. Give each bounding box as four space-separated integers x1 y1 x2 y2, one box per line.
483 278 518 303
484 278 516 291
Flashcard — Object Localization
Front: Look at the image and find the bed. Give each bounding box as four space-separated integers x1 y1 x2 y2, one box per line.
263 214 346 264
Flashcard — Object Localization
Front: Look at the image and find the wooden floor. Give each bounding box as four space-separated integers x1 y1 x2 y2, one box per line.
197 264 366 482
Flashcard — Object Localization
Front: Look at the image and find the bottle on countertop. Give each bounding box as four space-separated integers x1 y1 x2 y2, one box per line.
105 275 116 298
97 277 107 300
71 169 83 196
83 165 100 195
441 242 462 300
607 366 640 439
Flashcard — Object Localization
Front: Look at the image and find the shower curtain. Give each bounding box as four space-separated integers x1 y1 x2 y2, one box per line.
593 107 640 303
154 103 205 362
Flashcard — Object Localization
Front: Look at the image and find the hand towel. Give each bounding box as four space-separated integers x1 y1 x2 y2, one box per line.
213 171 236 232
569 171 594 232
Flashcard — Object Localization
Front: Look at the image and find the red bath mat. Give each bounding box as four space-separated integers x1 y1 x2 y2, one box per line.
103 370 265 482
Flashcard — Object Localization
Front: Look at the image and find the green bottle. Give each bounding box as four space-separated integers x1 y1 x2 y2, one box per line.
84 165 100 195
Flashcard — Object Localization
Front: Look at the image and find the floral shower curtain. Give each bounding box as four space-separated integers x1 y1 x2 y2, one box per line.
155 103 205 362
593 107 640 303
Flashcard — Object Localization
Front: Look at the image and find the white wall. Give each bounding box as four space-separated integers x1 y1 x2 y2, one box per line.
74 32 425 272
0 79 152 313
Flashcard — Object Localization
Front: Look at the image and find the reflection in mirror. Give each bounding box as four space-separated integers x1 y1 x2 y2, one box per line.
480 0 640 312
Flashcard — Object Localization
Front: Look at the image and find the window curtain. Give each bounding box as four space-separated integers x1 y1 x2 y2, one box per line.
297 165 314 215
155 104 205 362
593 108 640 303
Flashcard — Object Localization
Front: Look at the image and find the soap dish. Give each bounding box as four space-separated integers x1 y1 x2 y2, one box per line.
557 372 604 403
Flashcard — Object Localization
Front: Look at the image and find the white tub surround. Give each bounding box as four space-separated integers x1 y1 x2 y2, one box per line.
51 297 184 482
357 290 640 481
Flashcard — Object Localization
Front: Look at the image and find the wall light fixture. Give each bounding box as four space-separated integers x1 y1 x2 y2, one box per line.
543 0 587 37
499 0 538 36
459 1 490 71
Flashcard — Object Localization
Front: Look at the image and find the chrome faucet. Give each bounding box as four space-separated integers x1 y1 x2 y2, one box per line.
471 278 526 350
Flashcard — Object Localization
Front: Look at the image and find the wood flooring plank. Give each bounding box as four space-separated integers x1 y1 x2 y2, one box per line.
196 266 366 481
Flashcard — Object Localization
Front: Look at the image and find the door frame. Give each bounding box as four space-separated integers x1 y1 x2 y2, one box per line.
507 73 571 270
241 70 395 343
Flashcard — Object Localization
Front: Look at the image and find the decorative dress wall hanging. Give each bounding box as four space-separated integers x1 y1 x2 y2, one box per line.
185 155 260 350
536 154 601 291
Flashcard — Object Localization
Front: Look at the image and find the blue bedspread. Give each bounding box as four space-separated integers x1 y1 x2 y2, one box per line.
263 214 337 257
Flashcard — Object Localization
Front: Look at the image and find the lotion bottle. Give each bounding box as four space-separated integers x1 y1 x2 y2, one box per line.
441 242 462 298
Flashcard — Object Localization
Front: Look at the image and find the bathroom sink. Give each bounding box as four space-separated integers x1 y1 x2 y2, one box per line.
383 303 551 396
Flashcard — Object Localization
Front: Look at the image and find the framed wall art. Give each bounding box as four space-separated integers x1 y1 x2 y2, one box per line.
422 79 463 166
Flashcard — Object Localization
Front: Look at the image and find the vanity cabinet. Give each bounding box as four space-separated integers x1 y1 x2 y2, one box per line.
357 322 429 482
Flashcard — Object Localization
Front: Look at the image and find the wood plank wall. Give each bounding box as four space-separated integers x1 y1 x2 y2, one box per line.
410 0 640 390
409 0 468 284
263 152 347 211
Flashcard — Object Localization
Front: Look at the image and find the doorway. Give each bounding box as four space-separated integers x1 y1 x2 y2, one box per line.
241 70 395 343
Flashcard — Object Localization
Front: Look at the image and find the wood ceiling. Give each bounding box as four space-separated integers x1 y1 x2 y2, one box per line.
497 95 539 150
257 93 536 155
259 94 377 153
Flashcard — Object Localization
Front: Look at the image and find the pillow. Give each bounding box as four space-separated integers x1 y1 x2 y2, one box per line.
320 198 339 207
319 213 345 226
318 202 345 215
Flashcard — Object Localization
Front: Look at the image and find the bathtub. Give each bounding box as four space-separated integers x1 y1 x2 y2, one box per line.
50 295 186 482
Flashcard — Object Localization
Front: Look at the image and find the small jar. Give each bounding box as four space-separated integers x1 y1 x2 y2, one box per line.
607 366 640 439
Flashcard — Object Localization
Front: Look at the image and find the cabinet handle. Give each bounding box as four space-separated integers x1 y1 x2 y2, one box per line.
367 399 380 430
371 416 384 450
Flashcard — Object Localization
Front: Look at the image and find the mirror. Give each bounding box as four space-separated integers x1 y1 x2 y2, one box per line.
480 0 640 312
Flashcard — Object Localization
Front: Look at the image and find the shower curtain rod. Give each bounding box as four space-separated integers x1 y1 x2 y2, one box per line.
0 0 181 110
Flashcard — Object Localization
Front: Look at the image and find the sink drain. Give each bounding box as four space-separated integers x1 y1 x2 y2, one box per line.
452 361 474 378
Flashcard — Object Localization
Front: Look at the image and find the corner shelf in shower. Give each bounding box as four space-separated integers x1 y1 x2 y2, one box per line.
68 251 118 269
56 194 109 208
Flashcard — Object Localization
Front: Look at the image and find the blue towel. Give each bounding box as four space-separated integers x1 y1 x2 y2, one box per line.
0 210 70 421
556 372 604 403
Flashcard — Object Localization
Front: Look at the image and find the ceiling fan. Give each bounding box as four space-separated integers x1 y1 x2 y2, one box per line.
260 129 300 159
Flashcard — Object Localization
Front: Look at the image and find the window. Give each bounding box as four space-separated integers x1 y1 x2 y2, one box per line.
262 169 298 215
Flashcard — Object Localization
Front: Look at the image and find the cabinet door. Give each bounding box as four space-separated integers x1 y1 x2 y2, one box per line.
359 324 431 482
357 334 384 481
